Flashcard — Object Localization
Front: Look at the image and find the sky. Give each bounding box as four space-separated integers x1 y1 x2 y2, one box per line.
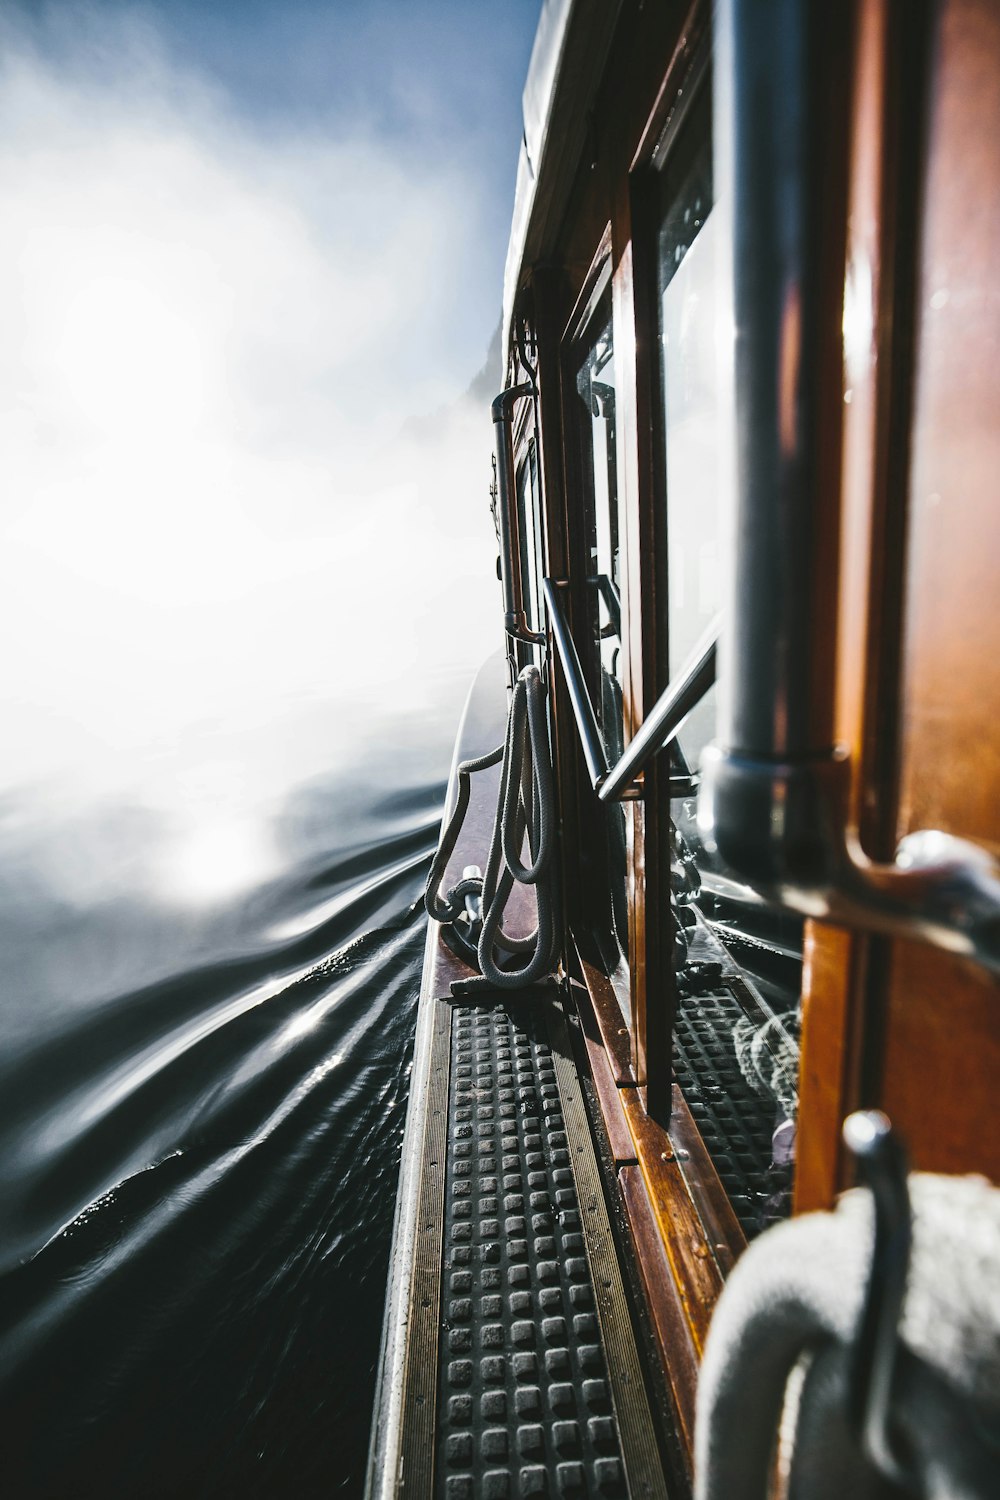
1 0 540 813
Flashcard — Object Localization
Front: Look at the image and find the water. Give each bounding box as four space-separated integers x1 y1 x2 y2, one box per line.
0 690 469 1496
0 5 532 1489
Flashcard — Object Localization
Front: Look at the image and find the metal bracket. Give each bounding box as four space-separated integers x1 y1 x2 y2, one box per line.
699 748 1000 975
843 1110 913 1491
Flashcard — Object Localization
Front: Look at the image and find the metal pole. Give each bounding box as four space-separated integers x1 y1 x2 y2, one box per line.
543 578 610 791
492 385 539 644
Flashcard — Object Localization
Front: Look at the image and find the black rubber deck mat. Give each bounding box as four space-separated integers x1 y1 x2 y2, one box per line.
672 985 785 1238
433 992 668 1500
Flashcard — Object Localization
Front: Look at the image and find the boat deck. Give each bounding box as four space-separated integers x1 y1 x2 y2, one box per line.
367 660 675 1498
374 980 672 1499
422 987 667 1499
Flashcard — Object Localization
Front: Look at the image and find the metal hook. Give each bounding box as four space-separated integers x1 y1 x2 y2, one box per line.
842 1109 914 1491
515 317 537 389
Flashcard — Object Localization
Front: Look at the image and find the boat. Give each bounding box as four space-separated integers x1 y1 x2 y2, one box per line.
367 1 1000 1495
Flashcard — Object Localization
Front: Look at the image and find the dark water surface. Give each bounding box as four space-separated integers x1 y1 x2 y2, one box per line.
0 696 462 1496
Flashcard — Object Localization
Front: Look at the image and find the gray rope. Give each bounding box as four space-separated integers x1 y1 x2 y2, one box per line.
477 665 558 987
424 665 559 988
424 741 504 924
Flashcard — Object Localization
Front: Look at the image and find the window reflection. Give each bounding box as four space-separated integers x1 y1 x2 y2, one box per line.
656 81 803 1237
657 85 729 773
575 307 623 762
516 438 545 641
574 294 629 983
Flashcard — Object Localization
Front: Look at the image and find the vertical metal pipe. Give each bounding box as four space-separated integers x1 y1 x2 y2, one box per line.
715 0 847 760
492 385 534 639
698 5 1000 968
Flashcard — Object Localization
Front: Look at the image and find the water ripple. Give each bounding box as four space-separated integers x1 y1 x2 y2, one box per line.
0 784 439 1498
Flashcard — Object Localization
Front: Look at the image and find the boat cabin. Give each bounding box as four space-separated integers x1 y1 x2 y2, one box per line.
369 1 1000 1494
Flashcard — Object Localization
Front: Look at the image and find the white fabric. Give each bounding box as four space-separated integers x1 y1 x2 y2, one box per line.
694 1174 1000 1500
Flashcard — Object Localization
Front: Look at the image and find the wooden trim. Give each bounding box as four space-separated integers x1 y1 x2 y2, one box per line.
630 0 711 174
549 997 672 1500
664 1087 746 1281
573 950 743 1354
578 997 639 1165
619 1165 698 1479
572 945 634 1084
563 222 614 348
795 925 855 1212
620 1089 724 1358
615 167 678 1124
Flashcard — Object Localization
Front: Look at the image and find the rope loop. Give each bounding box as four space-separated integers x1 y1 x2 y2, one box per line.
424 665 559 988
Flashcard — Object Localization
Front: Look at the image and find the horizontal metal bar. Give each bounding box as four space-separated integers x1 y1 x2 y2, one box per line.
599 620 718 804
544 579 717 805
542 578 610 792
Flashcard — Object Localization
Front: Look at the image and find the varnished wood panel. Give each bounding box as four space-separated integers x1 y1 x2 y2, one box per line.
619 1164 698 1479
571 977 639 1163
572 952 635 1084
879 0 1000 1179
795 926 857 1212
620 1088 724 1357
896 0 1000 851
798 0 938 1208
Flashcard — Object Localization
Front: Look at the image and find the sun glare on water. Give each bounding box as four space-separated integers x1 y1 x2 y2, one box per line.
158 815 276 906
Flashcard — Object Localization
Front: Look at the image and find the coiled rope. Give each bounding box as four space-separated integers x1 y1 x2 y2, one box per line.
425 665 558 988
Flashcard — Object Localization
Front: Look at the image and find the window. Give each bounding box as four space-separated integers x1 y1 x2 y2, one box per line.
570 287 630 987
516 437 545 642
574 299 624 765
655 76 803 1237
657 82 726 772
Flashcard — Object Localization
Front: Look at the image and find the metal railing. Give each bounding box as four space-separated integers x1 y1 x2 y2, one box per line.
492 385 544 646
543 578 611 792
543 577 717 804
599 620 717 803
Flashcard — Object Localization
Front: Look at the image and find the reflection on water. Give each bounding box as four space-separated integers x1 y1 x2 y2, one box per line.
0 683 472 1497
0 10 516 1492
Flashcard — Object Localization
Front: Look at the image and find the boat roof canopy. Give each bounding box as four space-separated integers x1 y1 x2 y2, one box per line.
501 0 623 377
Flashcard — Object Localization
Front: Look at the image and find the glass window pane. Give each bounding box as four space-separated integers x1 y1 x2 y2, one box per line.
658 85 728 772
516 438 544 639
574 301 624 764
573 294 629 989
657 83 804 1238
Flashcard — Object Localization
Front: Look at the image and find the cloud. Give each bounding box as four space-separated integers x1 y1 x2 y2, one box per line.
0 6 505 795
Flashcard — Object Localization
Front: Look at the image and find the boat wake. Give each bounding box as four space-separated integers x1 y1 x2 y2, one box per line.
0 784 443 1497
